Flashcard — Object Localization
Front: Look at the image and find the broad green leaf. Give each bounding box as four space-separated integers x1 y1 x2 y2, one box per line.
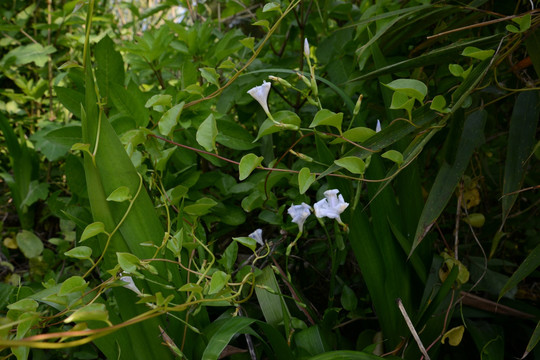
330 127 375 144
64 246 92 260
202 317 256 360
183 197 217 216
448 63 464 77
255 266 290 326
252 19 270 30
179 283 203 293
54 87 84 118
196 114 218 152
461 46 494 61
7 298 38 312
309 109 343 132
334 156 365 175
441 326 465 346
117 252 141 273
381 150 403 166
499 243 540 300
340 285 357 311
58 276 88 296
238 153 263 181
64 303 110 324
262 2 281 13
16 230 44 259
106 186 132 202
239 37 255 51
159 102 184 135
208 271 229 295
501 92 540 225
20 180 49 207
1 43 56 67
199 67 219 86
390 92 415 119
298 167 316 194
80 222 105 242
37 125 82 161
295 325 332 355
384 78 427 103
254 110 301 141
430 95 449 112
145 94 172 108
463 213 485 227
507 14 531 33
232 237 257 251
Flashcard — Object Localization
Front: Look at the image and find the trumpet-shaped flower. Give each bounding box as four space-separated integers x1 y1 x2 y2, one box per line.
120 275 143 296
313 189 349 223
288 203 312 232
247 81 271 117
248 228 264 246
376 119 382 133
304 38 310 58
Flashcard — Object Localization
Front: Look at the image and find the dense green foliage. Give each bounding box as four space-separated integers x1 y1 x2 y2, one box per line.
0 0 539 359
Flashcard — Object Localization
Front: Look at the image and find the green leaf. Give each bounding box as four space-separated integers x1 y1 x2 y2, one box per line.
159 102 184 135
117 252 141 273
461 46 494 61
252 19 270 30
298 167 316 194
64 303 110 324
340 285 357 311
390 91 415 118
196 114 218 152
448 63 464 77
254 111 301 141
255 266 290 326
54 87 84 119
334 156 366 175
7 298 38 312
430 95 448 112
80 222 106 242
16 230 44 259
381 150 404 166
309 109 343 132
232 237 257 251
20 180 49 207
412 110 487 255
309 350 384 360
208 271 229 295
1 43 56 67
262 2 281 13
239 37 255 51
64 246 93 260
106 186 132 202
383 78 427 103
441 325 465 346
330 127 375 144
145 94 172 108
501 92 540 225
183 197 218 216
58 276 88 296
499 243 540 300
239 153 263 181
179 283 203 293
202 317 256 360
199 67 220 87
524 321 540 358
507 14 531 33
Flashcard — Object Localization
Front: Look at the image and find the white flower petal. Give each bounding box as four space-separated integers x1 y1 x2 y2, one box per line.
314 189 349 222
288 202 312 232
376 119 382 133
304 38 310 58
247 81 271 115
248 228 264 246
120 275 143 296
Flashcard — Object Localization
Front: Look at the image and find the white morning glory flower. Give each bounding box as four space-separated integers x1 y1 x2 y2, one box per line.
313 189 349 223
247 81 271 117
288 203 312 232
120 275 143 296
248 228 264 246
304 38 310 58
376 119 382 133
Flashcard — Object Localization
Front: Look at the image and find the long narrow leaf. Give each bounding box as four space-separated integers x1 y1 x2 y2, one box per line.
202 317 256 360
